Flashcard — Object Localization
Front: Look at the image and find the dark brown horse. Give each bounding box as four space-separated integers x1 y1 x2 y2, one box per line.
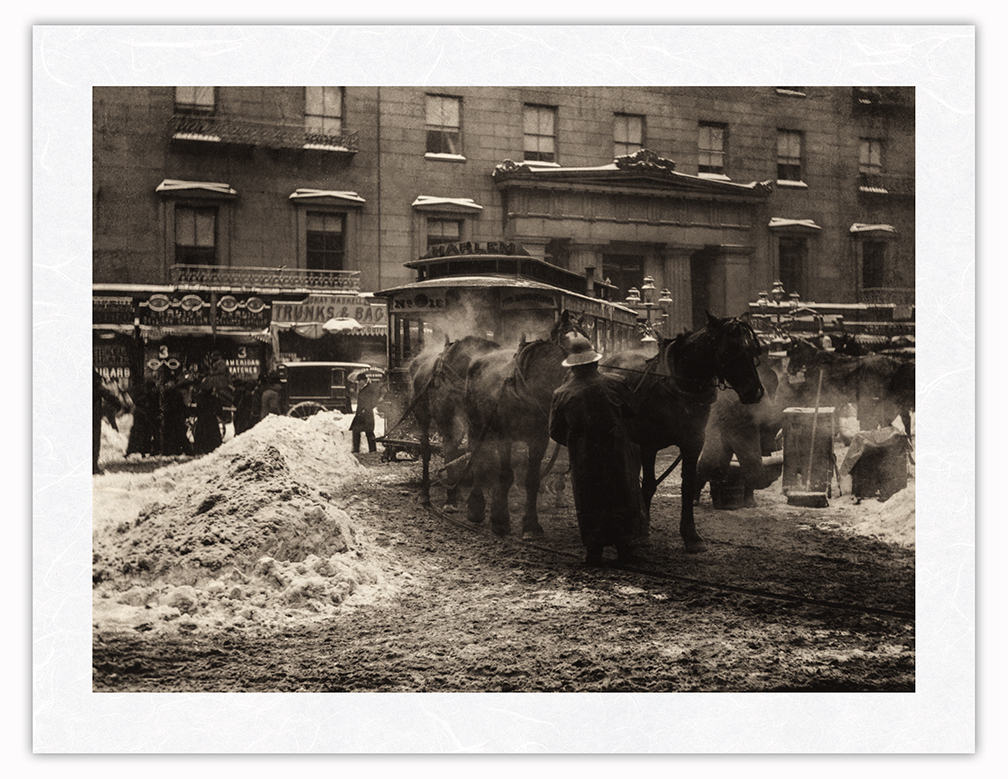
462 314 584 539
602 313 765 553
408 334 501 508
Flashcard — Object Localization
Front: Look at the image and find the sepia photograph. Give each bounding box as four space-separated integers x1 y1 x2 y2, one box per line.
33 24 975 754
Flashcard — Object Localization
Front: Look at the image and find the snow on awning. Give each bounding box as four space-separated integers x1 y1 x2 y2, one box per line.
289 188 366 206
323 317 363 333
155 179 237 198
850 223 898 235
768 217 822 232
411 195 484 213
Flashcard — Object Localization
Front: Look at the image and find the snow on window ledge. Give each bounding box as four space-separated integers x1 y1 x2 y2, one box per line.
776 179 809 189
424 152 467 162
698 172 732 181
521 160 561 168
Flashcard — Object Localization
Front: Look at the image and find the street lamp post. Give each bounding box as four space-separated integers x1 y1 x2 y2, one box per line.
626 276 674 349
756 280 800 348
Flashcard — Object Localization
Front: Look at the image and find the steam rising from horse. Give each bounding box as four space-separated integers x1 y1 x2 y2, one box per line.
462 314 584 539
603 313 764 553
408 335 500 508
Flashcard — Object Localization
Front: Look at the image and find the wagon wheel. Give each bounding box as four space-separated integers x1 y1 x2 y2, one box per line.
287 401 327 419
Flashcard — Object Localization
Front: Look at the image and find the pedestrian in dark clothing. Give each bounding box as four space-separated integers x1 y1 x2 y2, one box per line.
160 371 193 457
192 386 224 455
202 353 235 424
548 336 646 566
126 380 159 457
350 374 384 453
258 373 283 421
93 369 124 474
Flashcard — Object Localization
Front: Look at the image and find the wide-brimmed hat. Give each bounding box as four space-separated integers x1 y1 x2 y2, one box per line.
561 336 602 367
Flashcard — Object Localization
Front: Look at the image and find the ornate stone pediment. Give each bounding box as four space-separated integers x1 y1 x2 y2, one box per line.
613 148 676 174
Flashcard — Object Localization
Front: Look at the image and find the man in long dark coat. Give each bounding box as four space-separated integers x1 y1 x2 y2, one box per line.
350 374 384 453
548 336 646 566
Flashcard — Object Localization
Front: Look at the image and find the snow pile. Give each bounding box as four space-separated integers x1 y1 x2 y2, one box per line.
93 412 405 637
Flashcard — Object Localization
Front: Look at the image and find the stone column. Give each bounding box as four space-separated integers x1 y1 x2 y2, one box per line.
659 244 693 336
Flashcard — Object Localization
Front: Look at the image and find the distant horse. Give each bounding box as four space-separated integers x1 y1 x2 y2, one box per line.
786 337 914 435
695 359 783 507
408 334 501 508
462 314 584 538
602 313 765 553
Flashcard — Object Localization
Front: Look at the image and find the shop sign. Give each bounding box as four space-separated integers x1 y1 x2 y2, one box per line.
390 292 446 311
93 296 135 325
422 241 524 259
216 295 271 328
272 294 387 325
139 293 211 327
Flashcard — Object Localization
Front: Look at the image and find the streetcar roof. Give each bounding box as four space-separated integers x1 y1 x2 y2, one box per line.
374 275 637 315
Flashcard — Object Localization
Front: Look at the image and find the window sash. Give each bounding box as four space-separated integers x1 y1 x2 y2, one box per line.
777 130 803 180
426 218 461 249
306 211 345 271
425 95 462 155
306 87 344 136
859 138 883 175
523 105 556 161
614 114 644 156
175 86 214 111
861 241 886 288
698 123 726 173
174 205 217 264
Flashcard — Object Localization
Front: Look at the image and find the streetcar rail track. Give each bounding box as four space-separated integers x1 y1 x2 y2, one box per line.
425 498 915 622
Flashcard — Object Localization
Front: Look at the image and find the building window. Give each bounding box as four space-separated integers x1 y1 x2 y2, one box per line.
174 87 215 113
305 87 344 137
306 211 346 271
777 129 803 182
426 95 462 155
859 138 883 176
698 122 727 175
614 114 644 157
523 104 557 163
174 205 217 265
426 217 462 251
862 240 886 288
602 254 645 300
778 237 807 299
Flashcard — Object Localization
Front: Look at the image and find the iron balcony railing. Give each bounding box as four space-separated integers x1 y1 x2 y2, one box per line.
169 114 360 153
170 264 361 292
858 172 915 198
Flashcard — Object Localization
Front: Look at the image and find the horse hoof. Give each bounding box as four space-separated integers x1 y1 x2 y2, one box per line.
491 523 511 538
522 528 545 541
419 497 431 507
683 536 707 554
442 503 457 514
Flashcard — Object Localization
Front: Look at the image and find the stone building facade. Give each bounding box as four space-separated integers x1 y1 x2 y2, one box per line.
93 86 914 384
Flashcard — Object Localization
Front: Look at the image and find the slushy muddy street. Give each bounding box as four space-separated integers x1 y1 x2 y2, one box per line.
92 412 914 692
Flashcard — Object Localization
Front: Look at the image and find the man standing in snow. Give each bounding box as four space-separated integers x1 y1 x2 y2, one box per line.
259 373 283 421
350 373 384 453
548 336 646 566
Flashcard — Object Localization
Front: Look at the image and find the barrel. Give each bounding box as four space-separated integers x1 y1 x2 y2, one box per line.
782 407 835 495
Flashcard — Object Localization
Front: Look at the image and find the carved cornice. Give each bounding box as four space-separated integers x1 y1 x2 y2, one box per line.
613 148 676 174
